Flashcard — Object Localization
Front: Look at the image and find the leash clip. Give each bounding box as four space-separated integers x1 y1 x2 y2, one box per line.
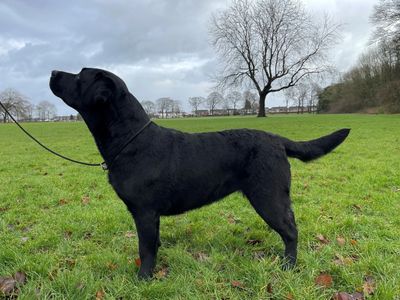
100 162 108 171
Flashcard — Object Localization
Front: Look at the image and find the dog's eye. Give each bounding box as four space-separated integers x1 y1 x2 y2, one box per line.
76 74 80 80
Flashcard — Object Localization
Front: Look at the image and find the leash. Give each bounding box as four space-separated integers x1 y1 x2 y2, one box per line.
0 100 151 171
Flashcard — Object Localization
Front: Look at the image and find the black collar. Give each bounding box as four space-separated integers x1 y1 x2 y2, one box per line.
101 120 152 170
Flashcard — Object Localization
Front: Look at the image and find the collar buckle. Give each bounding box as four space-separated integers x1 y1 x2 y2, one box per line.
100 162 108 171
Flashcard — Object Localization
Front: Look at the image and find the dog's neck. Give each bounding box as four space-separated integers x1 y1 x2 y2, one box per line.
81 92 150 165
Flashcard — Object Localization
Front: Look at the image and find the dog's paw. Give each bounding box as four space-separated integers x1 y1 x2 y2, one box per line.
138 269 153 280
281 257 296 271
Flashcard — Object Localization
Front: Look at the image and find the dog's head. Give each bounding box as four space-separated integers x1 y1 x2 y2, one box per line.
49 68 127 113
50 68 149 156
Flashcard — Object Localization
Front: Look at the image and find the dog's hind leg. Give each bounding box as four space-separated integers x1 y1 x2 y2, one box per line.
245 187 298 269
242 158 298 269
132 210 160 279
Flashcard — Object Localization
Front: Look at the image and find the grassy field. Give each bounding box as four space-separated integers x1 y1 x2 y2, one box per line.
0 114 399 299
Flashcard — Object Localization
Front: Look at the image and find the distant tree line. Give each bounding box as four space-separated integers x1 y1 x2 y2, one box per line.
318 0 400 113
141 98 182 119
140 89 260 118
0 88 57 123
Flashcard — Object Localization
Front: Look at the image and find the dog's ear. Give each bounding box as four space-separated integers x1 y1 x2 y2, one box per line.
94 73 116 104
94 87 112 104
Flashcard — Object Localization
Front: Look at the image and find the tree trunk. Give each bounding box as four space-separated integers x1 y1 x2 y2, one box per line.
257 93 267 117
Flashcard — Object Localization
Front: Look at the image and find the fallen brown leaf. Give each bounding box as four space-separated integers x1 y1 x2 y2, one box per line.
95 289 105 300
0 277 17 296
316 234 330 244
58 199 68 205
349 254 359 261
65 258 76 268
227 213 240 224
231 280 245 289
154 267 168 280
332 292 349 300
332 291 364 300
107 262 118 271
350 239 358 246
266 282 273 294
125 231 135 238
253 251 265 260
14 272 26 284
81 196 90 205
246 239 262 245
363 275 376 296
193 251 209 262
286 293 295 300
134 258 141 267
0 272 27 296
311 243 325 252
336 237 346 246
333 254 354 266
0 206 9 212
315 273 333 288
352 292 364 300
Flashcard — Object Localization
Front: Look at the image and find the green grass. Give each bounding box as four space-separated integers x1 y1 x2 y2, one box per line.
0 114 399 299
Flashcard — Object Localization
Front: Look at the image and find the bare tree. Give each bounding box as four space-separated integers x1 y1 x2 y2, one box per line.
243 98 252 114
26 102 34 120
156 97 168 118
284 90 291 113
243 89 258 113
210 0 340 117
371 0 400 48
0 88 31 122
226 91 242 114
285 81 321 113
141 100 156 117
156 97 175 118
188 96 205 116
206 92 224 115
308 83 322 113
36 100 57 121
172 100 181 116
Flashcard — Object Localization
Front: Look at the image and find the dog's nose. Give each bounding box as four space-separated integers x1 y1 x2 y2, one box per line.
51 70 59 77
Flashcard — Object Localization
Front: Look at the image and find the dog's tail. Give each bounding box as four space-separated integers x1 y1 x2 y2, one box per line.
280 128 350 162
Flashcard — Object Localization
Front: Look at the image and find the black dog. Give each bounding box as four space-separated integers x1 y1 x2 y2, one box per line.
50 68 350 279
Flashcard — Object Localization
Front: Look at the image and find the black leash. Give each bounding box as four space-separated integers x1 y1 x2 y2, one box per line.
0 100 151 170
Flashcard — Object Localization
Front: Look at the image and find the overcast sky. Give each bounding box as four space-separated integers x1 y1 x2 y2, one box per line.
0 0 377 115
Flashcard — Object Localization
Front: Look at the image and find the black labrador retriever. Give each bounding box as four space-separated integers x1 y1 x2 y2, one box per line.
50 68 350 279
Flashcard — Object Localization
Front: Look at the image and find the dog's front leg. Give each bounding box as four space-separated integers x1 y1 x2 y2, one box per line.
133 210 160 279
